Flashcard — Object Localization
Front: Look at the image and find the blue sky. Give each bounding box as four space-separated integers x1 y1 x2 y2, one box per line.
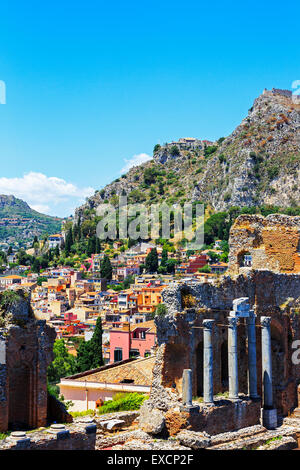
0 0 300 217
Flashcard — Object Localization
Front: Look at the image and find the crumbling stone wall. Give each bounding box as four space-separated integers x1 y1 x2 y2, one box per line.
0 291 56 432
228 214 300 276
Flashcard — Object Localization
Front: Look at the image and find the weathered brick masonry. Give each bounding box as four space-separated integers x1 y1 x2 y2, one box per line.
0 291 56 432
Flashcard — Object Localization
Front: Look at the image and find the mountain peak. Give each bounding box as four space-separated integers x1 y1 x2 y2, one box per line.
75 87 300 222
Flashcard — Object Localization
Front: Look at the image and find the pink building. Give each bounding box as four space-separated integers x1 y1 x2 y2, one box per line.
64 311 77 322
109 320 156 363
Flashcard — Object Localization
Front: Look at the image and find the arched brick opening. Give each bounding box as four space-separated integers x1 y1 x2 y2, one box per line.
8 365 31 430
162 343 189 392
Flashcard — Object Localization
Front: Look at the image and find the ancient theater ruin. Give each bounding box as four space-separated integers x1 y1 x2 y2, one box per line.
138 214 300 437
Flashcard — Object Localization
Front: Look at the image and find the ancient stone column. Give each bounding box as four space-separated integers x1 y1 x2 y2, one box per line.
182 369 193 406
228 317 239 400
247 310 259 399
203 319 214 405
261 316 277 429
261 316 273 408
180 368 199 414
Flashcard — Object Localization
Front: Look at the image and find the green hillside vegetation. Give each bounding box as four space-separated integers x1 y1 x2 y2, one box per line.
0 195 62 245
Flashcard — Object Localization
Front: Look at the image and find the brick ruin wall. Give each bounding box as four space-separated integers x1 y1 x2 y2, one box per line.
0 292 60 433
228 214 300 276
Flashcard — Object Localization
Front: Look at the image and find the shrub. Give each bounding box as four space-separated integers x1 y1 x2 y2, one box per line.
155 303 167 316
198 264 211 273
97 393 148 415
204 145 218 157
267 166 279 180
170 145 180 157
218 154 226 164
0 290 21 310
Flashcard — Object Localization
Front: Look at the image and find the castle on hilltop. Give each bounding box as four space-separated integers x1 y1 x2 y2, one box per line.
262 87 300 103
165 137 213 151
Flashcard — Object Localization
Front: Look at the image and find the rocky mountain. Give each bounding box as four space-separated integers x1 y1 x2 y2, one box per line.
0 195 62 247
75 88 300 222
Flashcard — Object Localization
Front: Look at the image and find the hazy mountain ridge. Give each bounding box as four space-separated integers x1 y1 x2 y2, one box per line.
0 195 62 246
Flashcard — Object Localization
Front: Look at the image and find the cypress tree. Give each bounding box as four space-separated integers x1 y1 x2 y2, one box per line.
145 247 158 273
65 228 73 256
95 237 101 254
54 244 60 258
100 255 112 280
87 236 96 257
89 317 103 369
160 248 168 267
76 317 103 372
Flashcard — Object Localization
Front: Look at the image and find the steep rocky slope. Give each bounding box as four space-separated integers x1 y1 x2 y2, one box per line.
75 88 300 222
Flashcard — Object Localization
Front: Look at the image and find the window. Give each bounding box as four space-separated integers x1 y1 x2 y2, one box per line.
129 349 139 358
141 331 146 339
114 348 123 362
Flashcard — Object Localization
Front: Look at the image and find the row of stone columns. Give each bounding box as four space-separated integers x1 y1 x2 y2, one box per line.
182 312 276 426
202 315 272 405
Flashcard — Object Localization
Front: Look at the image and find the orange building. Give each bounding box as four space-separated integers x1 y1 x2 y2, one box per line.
136 285 166 314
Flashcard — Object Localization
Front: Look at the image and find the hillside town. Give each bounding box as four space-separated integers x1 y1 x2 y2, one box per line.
0 232 228 370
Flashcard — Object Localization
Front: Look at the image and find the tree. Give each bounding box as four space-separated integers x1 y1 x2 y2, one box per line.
37 276 48 286
207 251 221 263
87 236 96 257
76 317 104 372
65 228 73 256
31 257 40 273
54 244 60 258
89 317 103 369
166 258 177 274
47 339 77 383
95 237 101 254
32 235 39 248
100 255 112 280
145 248 158 273
160 248 168 268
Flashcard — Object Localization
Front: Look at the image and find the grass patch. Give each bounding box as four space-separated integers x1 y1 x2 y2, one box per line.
264 435 283 445
70 409 95 418
97 393 148 415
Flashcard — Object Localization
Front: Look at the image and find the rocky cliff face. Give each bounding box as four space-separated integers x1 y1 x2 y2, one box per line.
75 88 300 223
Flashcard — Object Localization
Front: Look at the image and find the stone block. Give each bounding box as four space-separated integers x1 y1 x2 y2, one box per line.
176 430 211 449
139 403 165 435
261 408 277 430
98 419 126 432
